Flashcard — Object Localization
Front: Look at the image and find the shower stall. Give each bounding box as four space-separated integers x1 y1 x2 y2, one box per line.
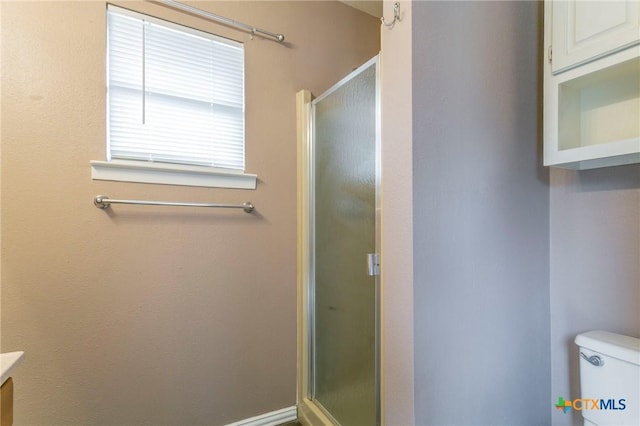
296 56 380 426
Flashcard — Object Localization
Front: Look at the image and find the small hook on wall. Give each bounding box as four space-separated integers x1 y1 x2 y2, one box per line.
381 2 401 28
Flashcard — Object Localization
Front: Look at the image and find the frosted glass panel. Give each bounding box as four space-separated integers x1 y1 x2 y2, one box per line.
312 62 377 425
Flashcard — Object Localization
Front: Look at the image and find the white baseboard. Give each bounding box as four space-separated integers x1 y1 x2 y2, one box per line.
226 406 297 426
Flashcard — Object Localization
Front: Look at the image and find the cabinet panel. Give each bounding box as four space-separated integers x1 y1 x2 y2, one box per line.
1 378 13 426
552 0 640 73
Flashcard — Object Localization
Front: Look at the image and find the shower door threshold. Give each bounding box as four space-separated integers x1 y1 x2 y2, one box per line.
298 398 340 426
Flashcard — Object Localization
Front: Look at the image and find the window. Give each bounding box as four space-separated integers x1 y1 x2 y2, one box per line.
92 5 256 189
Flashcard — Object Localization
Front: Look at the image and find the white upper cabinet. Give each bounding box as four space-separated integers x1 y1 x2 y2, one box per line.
551 0 640 73
544 0 640 169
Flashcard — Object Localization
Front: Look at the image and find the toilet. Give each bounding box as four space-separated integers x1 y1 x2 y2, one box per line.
575 331 640 426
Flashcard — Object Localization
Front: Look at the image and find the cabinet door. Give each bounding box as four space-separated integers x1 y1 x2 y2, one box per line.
551 0 640 73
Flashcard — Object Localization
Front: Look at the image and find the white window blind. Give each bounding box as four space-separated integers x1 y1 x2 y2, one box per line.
107 6 245 171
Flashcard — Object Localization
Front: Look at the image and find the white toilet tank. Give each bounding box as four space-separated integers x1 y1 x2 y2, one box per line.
575 331 640 426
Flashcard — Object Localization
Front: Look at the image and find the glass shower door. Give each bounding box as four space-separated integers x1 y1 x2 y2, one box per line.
311 57 378 426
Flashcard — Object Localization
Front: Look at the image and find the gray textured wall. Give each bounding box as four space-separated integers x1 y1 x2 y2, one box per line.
412 2 551 424
550 165 640 426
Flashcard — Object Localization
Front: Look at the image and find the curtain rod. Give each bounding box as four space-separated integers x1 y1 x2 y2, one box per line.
150 0 285 42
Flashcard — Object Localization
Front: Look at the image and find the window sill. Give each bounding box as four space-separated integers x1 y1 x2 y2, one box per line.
90 160 257 189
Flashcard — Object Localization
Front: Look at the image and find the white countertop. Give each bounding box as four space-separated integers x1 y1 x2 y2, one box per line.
1 351 25 385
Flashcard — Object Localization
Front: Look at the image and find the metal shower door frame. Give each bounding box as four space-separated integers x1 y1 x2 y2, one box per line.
296 55 381 426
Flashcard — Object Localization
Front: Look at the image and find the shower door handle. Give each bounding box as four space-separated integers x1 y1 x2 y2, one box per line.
367 253 380 276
